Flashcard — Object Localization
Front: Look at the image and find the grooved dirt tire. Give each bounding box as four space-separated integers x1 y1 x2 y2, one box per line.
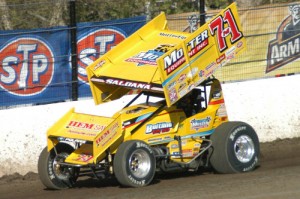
38 144 79 190
113 140 156 187
210 121 260 174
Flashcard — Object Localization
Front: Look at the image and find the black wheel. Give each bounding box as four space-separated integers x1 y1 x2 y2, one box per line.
113 140 156 187
38 143 79 190
210 121 260 174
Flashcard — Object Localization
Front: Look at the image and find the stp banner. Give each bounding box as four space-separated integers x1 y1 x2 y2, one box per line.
76 16 146 97
0 16 146 107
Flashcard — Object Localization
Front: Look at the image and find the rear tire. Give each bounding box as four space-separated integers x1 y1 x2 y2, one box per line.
210 121 260 173
38 143 79 190
113 140 156 187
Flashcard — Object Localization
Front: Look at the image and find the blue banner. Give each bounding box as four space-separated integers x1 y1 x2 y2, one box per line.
76 16 146 98
0 16 146 107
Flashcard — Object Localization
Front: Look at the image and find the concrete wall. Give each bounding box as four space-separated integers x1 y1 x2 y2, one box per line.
1 75 299 177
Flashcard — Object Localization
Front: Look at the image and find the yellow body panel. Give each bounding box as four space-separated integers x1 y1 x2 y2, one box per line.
65 144 94 165
128 106 184 144
86 3 245 107
157 3 246 106
92 116 124 164
46 3 243 166
47 108 113 151
168 138 203 162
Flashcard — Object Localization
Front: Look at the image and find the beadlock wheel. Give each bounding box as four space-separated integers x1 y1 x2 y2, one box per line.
114 140 156 187
234 135 255 163
129 149 152 179
210 121 260 174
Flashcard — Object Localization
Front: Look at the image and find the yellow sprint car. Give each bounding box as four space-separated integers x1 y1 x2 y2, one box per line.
38 3 260 189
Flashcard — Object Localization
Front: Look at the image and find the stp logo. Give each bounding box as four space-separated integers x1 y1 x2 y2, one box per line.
0 37 54 96
76 28 127 82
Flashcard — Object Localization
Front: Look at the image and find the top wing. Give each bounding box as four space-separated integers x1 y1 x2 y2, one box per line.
86 3 246 107
157 3 246 106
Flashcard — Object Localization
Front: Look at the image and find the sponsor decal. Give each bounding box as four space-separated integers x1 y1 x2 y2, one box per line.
66 130 97 137
57 137 87 144
66 121 106 136
105 78 151 90
168 87 178 103
148 138 162 143
67 120 106 131
164 136 171 140
217 104 228 117
172 149 194 158
216 54 226 64
91 77 162 91
145 122 173 134
172 151 181 157
243 156 258 171
96 122 119 147
229 126 246 141
178 82 192 97
177 73 187 83
136 141 153 153
128 175 145 185
159 32 187 40
226 46 236 55
187 30 209 57
164 48 186 75
266 4 300 73
200 61 219 80
178 83 187 93
194 143 201 147
206 61 216 71
198 70 205 78
74 154 93 162
190 116 211 131
125 44 174 66
209 8 243 52
0 37 54 96
193 148 200 156
76 28 126 82
187 84 195 91
179 88 188 98
167 81 176 89
93 60 106 71
225 46 236 61
181 140 187 146
237 41 243 48
182 149 193 157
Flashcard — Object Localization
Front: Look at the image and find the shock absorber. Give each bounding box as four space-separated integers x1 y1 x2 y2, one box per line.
106 150 113 174
174 135 183 161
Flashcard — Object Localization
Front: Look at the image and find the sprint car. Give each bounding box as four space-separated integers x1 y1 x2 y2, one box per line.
38 3 260 189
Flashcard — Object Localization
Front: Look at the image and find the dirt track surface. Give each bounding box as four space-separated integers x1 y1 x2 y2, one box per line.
1 138 300 199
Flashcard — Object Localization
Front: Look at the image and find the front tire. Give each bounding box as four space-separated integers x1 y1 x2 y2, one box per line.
113 140 156 187
38 143 79 190
210 121 260 174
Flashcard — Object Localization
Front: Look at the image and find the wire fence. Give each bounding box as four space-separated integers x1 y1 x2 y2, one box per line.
0 1 299 108
168 2 300 82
